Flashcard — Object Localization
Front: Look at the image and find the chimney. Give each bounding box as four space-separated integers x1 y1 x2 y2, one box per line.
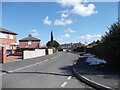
28 34 32 37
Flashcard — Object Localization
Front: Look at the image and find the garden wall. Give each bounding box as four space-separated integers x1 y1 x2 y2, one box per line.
23 49 53 59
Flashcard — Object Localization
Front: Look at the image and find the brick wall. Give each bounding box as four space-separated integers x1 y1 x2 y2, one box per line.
19 41 40 48
0 47 6 64
0 34 17 49
0 47 2 63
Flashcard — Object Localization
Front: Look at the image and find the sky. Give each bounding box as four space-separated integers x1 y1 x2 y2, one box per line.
1 1 118 46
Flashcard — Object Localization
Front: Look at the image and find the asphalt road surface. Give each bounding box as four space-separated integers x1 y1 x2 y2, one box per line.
1 52 93 88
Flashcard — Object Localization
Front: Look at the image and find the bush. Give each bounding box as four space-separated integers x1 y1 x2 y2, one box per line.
46 40 59 49
86 19 120 68
72 46 86 52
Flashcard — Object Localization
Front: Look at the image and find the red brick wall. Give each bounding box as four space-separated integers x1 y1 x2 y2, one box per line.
0 47 6 64
19 41 40 48
0 47 2 63
0 34 17 50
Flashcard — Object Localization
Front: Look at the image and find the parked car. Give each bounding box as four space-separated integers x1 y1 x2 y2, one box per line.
6 51 11 56
67 49 71 52
80 53 84 56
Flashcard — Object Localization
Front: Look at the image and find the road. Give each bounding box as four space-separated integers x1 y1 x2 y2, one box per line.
1 52 93 88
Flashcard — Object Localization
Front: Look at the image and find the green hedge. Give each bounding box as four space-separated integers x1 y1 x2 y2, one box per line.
86 20 120 68
72 46 86 52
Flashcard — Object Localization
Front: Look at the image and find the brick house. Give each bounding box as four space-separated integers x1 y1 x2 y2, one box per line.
0 28 17 50
19 34 41 48
58 42 83 51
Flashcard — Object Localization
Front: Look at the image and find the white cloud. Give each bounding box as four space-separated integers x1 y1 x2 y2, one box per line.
71 4 98 16
31 33 40 36
57 0 98 16
56 9 69 14
57 0 82 7
31 29 38 32
61 13 68 18
78 34 101 40
31 29 39 36
58 34 70 40
54 19 73 25
43 16 52 25
64 34 70 37
64 28 76 32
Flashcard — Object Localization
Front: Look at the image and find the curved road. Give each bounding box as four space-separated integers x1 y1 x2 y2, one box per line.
2 52 93 88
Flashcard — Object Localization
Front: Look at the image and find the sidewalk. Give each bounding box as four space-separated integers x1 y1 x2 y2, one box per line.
7 56 22 63
73 56 120 90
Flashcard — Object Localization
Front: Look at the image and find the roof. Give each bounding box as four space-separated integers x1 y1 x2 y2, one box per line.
0 28 17 35
19 35 41 41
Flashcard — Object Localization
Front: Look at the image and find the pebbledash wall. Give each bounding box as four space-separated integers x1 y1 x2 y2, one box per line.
23 49 53 59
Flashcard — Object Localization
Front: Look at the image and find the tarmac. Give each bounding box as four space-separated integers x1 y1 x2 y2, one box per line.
72 55 120 90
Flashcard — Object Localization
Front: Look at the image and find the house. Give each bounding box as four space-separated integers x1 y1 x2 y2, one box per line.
59 43 72 49
59 42 82 49
72 42 83 48
0 28 17 50
19 34 41 48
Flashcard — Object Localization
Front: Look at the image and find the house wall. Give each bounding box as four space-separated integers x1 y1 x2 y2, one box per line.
19 41 40 48
0 34 17 50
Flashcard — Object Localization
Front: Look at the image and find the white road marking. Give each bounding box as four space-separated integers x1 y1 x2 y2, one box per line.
8 59 49 73
61 82 67 87
0 55 61 75
73 62 77 65
67 76 72 80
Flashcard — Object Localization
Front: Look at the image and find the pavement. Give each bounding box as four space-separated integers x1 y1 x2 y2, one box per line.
1 52 94 89
72 55 120 90
6 56 22 63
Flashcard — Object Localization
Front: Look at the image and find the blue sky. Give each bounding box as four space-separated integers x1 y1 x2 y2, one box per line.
2 1 118 45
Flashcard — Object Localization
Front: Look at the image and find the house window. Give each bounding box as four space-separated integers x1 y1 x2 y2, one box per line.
9 35 14 39
28 40 32 45
0 33 7 38
0 33 2 38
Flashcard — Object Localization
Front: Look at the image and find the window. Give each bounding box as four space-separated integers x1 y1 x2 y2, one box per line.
0 33 2 38
9 35 14 39
0 33 7 38
28 40 32 45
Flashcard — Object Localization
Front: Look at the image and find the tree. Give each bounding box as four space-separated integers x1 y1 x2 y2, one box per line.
46 31 59 48
93 19 120 68
51 31 53 42
46 40 59 48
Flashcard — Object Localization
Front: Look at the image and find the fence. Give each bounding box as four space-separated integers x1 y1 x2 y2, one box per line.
23 49 53 59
